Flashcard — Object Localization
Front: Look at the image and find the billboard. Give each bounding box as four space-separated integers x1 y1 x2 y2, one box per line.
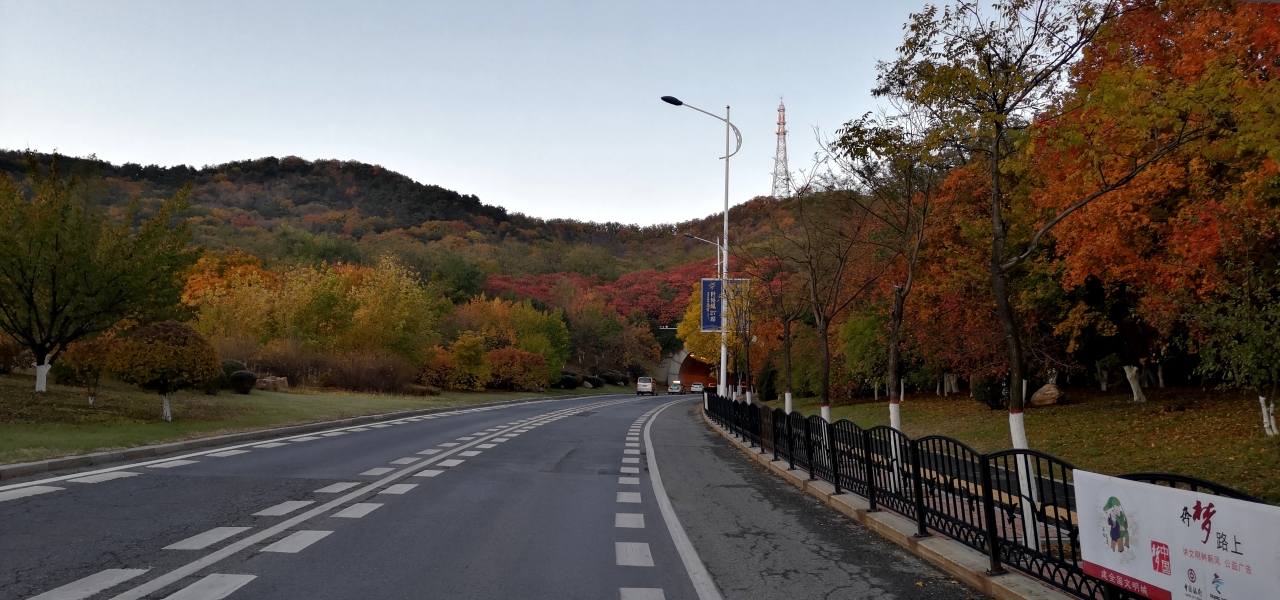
1076 469 1280 600
700 278 722 332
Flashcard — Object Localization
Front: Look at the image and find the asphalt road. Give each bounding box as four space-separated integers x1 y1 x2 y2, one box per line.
1 394 984 600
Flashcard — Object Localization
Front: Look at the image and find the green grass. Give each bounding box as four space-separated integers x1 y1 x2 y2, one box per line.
762 387 1280 503
0 373 624 466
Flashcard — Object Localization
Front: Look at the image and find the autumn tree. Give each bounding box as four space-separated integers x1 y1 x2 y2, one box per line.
734 255 807 410
108 322 221 421
0 156 197 392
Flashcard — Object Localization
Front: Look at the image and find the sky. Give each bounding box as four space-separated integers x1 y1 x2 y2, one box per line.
0 1 918 226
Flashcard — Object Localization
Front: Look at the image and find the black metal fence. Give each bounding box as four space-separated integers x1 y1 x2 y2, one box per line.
703 393 1265 600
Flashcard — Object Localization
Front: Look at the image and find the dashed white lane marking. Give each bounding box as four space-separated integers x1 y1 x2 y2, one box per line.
439 442 459 447
620 588 665 600
347 427 369 431
456 437 476 441
360 468 395 476
476 444 496 449
625 442 640 448
616 492 642 503
254 501 315 516
459 451 481 457
289 436 321 442
160 573 255 600
28 568 149 600
369 424 391 429
253 443 288 448
438 459 465 467
390 457 421 465
493 438 510 442
149 460 199 469
164 527 251 550
615 542 655 567
332 503 382 518
380 484 417 495
320 432 348 437
207 450 250 458
315 482 361 493
624 449 641 455
615 513 645 528
627 436 639 442
417 449 442 455
619 477 640 485
412 470 444 478
622 457 640 464
621 467 640 474
260 530 332 553
69 471 141 484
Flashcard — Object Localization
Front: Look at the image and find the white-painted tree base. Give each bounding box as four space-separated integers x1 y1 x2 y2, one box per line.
1261 396 1278 437
820 404 831 423
784 392 792 415
745 391 752 405
35 364 51 392
1123 365 1146 402
889 402 902 431
1008 411 1029 450
162 394 172 422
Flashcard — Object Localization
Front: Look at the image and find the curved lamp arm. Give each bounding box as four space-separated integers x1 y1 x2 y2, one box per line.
661 96 742 159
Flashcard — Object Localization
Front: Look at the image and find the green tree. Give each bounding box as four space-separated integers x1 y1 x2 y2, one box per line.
0 156 197 392
108 322 221 421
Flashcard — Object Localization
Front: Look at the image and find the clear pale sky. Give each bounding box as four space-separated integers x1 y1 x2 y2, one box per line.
0 1 918 226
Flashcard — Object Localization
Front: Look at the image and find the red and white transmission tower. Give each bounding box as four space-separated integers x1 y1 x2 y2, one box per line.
771 100 790 198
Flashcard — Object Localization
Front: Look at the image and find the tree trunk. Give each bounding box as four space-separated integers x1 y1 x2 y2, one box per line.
1259 395 1277 437
1157 363 1165 388
162 393 173 422
991 261 1028 449
35 363 51 393
816 323 831 409
1096 362 1109 392
887 288 906 431
1123 366 1147 403
782 319 793 399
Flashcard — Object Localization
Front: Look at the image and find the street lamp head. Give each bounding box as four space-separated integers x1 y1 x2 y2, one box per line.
661 96 683 106
682 233 694 239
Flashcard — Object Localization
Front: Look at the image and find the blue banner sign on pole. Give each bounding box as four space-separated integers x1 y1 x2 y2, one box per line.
700 278 722 332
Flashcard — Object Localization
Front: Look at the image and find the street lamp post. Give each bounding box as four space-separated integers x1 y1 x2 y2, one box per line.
663 96 741 399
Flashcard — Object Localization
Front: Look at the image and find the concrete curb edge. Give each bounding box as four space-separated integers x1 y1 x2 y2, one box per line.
698 406 1076 600
1 392 615 481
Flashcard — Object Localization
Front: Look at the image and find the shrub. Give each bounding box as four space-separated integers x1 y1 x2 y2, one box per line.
320 351 414 394
583 375 605 388
972 375 1008 410
448 333 491 391
221 359 247 378
228 370 258 394
108 321 221 421
0 336 32 374
486 348 546 391
255 338 323 386
556 373 580 389
419 346 452 388
60 335 116 404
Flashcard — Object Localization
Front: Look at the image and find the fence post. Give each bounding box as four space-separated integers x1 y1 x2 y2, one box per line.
909 440 929 538
979 455 1006 575
786 413 796 471
862 429 878 512
826 420 841 494
758 406 767 454
804 417 816 481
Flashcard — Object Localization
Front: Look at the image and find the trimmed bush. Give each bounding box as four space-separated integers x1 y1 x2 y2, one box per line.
972 375 1008 410
583 375 605 388
221 359 246 378
228 370 258 394
487 348 546 391
108 321 222 421
558 374 580 389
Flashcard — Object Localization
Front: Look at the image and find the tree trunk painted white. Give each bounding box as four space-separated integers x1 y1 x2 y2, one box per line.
1097 366 1108 392
35 363 51 392
889 401 902 431
874 381 878 400
1260 396 1277 437
820 404 831 423
88 395 95 405
784 391 793 414
1047 369 1058 386
1123 366 1147 402
1022 380 1027 406
936 378 941 396
162 393 172 422
900 379 906 403
1009 411 1029 450
1158 363 1165 388
745 391 753 405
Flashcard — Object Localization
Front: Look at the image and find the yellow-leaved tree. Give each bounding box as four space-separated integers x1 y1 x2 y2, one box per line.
109 322 221 421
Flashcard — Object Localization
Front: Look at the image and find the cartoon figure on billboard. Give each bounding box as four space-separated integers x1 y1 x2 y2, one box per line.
1104 497 1130 552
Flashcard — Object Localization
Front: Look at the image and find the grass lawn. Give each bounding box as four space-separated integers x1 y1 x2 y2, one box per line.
761 387 1280 503
0 372 625 466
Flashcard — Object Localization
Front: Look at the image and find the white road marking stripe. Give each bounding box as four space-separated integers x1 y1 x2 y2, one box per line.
615 513 645 528
69 471 141 484
369 424 391 428
627 437 639 442
253 443 288 448
149 460 199 469
620 588 665 600
347 427 369 431
261 530 332 553
253 501 314 516
622 457 640 464
615 542 654 566
645 400 724 600
616 492 642 503
476 444 496 449
621 467 640 474
207 450 250 458
0 485 63 502
288 436 321 441
28 568 149 600
389 457 421 465
360 468 395 476
625 443 640 448
164 527 251 550
417 449 442 455
380 484 417 495
412 470 444 477
160 573 255 600
320 432 348 437
624 449 641 455
332 503 382 518
459 451 481 457
315 482 361 493
619 477 640 485
439 442 459 447
457 437 475 441
438 459 464 467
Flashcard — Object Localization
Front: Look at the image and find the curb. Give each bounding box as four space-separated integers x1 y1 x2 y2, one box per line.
699 406 1075 600
1 392 616 481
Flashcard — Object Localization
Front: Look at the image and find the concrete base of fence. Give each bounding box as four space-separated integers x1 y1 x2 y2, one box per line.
700 407 1076 600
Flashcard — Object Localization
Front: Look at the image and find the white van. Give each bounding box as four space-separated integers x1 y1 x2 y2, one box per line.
636 377 657 395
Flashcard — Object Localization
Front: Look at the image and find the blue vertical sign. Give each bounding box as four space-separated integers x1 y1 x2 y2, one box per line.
700 278 722 332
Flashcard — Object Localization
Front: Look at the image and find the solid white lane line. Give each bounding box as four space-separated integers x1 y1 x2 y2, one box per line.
149 460 199 469
615 513 645 528
261 530 332 553
616 492 642 503
621 467 640 474
390 457 421 465
459 451 481 457
360 468 395 476
412 469 444 477
69 471 141 484
615 542 655 567
207 450 250 458
160 574 255 600
164 527 251 550
315 482 361 493
417 449 442 455
253 501 314 517
253 442 288 448
332 503 382 518
0 485 63 502
620 588 666 600
28 569 150 600
644 400 723 600
380 483 417 494
438 459 465 467
619 477 640 485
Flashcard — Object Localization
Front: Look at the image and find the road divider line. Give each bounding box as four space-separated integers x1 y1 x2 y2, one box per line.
27 568 150 600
